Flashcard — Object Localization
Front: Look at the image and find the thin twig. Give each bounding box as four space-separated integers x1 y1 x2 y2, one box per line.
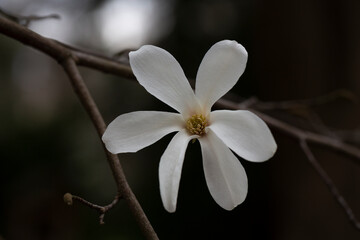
216 98 360 162
249 89 358 111
218 97 360 231
62 58 158 239
300 140 360 230
64 193 121 224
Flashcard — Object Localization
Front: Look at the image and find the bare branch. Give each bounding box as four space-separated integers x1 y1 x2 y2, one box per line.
1 10 360 234
0 16 134 78
61 58 158 239
55 40 135 78
248 89 358 111
216 98 360 162
300 140 360 230
2 15 357 163
64 193 121 225
0 15 158 240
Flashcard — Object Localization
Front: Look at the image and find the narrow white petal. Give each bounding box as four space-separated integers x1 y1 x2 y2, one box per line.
195 40 248 112
199 129 248 210
159 129 195 213
102 111 184 154
129 45 200 117
209 110 277 162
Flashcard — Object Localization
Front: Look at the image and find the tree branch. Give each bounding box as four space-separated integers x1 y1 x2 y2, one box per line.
2 13 358 162
216 98 360 162
246 89 357 111
56 41 135 79
61 57 158 240
216 98 360 230
0 15 158 240
1 12 360 233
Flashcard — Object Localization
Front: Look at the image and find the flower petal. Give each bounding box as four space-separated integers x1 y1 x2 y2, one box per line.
129 45 200 117
209 110 277 162
159 129 195 213
199 129 248 210
195 40 248 112
102 111 183 154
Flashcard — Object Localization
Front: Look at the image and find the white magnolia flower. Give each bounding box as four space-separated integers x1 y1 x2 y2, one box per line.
102 40 277 212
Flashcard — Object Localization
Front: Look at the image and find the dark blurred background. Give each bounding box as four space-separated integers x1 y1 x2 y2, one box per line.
1 0 360 239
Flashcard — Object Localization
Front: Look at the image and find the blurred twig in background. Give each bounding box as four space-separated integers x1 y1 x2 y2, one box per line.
0 7 60 27
300 140 360 230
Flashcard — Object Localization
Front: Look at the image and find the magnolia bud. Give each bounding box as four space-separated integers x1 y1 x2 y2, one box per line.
63 193 73 206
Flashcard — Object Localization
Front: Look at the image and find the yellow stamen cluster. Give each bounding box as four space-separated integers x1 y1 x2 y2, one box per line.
186 114 208 136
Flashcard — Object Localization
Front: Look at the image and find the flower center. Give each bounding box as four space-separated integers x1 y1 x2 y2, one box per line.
186 114 208 136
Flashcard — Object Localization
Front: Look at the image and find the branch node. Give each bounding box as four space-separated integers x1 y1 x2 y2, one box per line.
63 192 122 225
63 192 73 206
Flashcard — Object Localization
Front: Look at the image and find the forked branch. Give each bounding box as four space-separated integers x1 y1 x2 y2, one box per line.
64 193 121 225
0 15 158 240
1 11 360 234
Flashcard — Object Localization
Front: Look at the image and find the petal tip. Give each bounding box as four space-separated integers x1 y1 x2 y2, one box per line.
101 132 113 152
218 39 248 57
272 142 278 154
128 50 135 59
164 204 176 213
129 45 153 61
264 137 278 161
222 197 246 211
